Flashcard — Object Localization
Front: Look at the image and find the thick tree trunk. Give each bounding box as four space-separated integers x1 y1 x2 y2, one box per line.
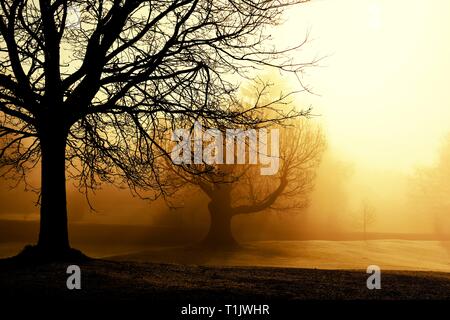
37 128 70 255
203 201 238 248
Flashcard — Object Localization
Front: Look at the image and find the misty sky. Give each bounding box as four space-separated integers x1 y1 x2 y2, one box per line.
277 0 450 172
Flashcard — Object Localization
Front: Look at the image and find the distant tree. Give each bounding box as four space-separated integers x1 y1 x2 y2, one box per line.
412 135 450 236
169 118 325 247
0 0 313 260
358 200 375 241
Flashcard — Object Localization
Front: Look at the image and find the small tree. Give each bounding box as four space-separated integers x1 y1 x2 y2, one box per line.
0 0 312 259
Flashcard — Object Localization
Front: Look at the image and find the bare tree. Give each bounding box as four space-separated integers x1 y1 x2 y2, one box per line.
169 118 325 247
355 200 375 241
0 0 314 260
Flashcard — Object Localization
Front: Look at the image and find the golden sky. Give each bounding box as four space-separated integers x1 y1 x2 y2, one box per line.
277 0 450 173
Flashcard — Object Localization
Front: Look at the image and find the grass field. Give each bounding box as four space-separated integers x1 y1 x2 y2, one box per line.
107 240 450 272
1 240 450 301
1 258 450 301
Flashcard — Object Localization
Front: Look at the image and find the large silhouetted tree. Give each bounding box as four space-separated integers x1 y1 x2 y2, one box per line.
170 118 325 247
0 0 312 260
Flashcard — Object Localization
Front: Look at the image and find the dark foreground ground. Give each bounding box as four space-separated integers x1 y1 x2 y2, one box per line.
1 258 450 301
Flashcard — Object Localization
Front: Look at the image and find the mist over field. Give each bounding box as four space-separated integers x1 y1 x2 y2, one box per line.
2 142 450 271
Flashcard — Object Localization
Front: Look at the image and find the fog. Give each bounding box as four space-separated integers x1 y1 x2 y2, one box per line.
1 133 448 239
2 129 450 272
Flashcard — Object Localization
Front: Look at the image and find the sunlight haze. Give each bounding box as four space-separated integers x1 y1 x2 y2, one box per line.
279 0 450 172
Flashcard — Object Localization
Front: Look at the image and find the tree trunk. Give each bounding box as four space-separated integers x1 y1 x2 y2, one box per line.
37 128 70 255
203 201 238 248
363 222 367 241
